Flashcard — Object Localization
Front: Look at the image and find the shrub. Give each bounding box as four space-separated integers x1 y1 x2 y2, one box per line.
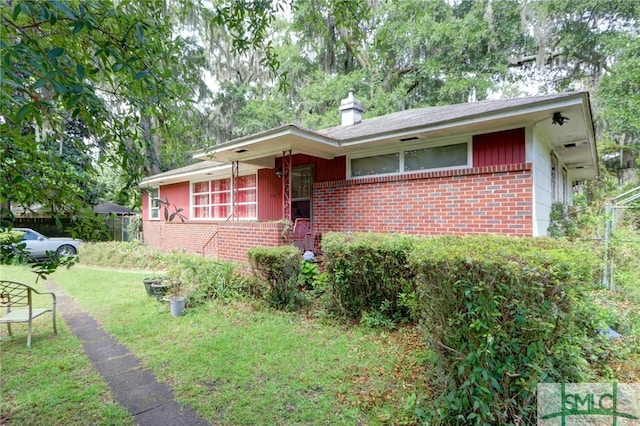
166 255 246 305
79 241 172 270
247 245 304 310
410 235 602 425
321 232 416 320
300 254 320 289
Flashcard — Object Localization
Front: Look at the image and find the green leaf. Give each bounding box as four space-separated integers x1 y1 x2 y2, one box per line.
134 70 149 80
15 104 31 121
76 63 85 80
47 47 64 59
66 95 81 109
32 78 47 89
112 63 124 72
73 22 84 34
135 22 144 44
50 1 77 19
11 3 21 20
51 79 68 94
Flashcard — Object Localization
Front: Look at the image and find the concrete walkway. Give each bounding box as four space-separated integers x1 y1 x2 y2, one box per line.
44 280 211 426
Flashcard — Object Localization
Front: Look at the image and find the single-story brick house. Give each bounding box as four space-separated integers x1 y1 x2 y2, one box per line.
140 91 597 262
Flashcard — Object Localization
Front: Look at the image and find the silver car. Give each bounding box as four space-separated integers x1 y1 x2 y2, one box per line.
13 228 82 258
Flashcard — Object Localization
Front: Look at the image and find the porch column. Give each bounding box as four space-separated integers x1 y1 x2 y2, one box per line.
282 150 292 221
232 160 239 221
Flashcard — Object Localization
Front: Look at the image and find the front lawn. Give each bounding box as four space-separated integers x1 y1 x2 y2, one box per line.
0 264 430 425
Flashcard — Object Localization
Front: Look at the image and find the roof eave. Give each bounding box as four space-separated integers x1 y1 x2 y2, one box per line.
140 163 233 187
193 124 341 164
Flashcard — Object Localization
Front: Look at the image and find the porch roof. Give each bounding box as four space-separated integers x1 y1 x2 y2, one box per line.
181 92 597 182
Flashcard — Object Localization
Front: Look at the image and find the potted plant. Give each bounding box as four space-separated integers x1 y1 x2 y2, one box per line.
143 274 170 300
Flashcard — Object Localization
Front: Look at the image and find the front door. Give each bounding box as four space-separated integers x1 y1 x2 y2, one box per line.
291 166 313 222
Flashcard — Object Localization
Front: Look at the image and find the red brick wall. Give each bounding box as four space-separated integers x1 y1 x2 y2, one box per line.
313 163 533 236
216 222 286 263
142 220 286 263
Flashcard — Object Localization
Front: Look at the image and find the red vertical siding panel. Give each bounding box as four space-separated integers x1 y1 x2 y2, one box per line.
160 182 190 220
141 192 149 221
274 154 346 183
258 168 282 221
316 156 346 182
473 128 525 167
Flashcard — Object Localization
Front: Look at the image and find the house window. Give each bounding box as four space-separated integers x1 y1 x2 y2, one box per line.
149 187 160 220
349 141 469 178
351 153 400 177
236 175 257 218
192 174 256 220
292 167 313 220
405 143 467 171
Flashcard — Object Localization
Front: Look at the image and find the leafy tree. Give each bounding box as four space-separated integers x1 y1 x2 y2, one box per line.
597 37 640 181
0 0 281 272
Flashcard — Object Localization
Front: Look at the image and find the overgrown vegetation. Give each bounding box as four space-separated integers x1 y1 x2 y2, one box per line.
9 233 639 424
247 245 305 309
318 232 638 424
322 232 417 321
411 236 601 424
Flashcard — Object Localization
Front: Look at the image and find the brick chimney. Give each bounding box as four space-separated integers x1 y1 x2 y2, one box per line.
339 89 363 126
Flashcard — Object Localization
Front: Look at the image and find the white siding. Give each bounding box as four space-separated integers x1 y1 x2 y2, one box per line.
532 130 574 236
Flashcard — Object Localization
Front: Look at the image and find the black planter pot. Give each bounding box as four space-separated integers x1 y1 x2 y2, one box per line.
143 277 182 302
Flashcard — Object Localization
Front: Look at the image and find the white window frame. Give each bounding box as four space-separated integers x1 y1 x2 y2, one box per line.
149 187 160 220
190 173 257 221
551 152 559 202
347 137 472 179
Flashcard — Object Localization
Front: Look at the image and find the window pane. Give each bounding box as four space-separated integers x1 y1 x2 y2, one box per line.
193 207 208 218
212 179 230 191
237 189 256 203
193 194 209 206
212 192 229 204
404 143 467 172
237 204 256 219
237 175 256 188
149 188 159 219
351 153 400 177
213 205 230 219
193 181 209 193
292 168 312 198
22 231 38 240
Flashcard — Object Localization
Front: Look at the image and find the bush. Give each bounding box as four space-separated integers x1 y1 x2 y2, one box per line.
247 245 304 310
410 235 602 425
79 241 172 270
321 232 417 321
166 255 247 305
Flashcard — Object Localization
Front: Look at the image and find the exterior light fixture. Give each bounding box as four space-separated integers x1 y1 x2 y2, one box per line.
552 112 569 126
275 168 283 178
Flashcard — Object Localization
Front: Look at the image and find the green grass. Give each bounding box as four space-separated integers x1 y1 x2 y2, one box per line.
1 264 430 425
0 266 132 425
